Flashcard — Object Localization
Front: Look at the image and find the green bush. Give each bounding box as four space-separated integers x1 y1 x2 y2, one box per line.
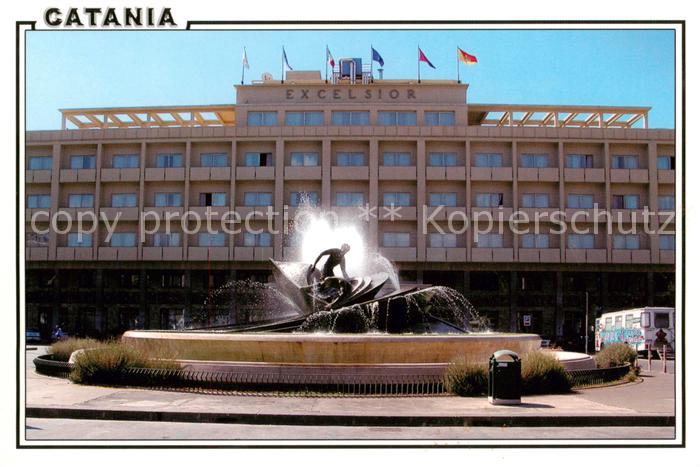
521 351 571 395
49 338 103 362
595 343 637 369
69 341 179 385
444 357 488 396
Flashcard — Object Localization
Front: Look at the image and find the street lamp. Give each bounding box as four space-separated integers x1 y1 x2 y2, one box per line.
584 291 589 354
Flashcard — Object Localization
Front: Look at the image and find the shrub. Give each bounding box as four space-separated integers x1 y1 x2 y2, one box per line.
444 357 488 396
69 340 179 385
595 343 637 369
521 351 571 395
49 338 103 362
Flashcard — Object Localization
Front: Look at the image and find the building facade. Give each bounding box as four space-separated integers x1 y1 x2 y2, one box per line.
24 70 676 346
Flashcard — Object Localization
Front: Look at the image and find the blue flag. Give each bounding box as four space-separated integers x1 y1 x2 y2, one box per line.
371 47 384 67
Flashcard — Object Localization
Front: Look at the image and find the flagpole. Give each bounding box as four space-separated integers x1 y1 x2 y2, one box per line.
281 47 284 84
325 45 328 83
456 48 460 83
417 45 421 83
370 44 373 82
241 47 246 85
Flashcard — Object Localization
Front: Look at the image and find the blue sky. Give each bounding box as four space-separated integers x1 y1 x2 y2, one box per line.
26 29 675 130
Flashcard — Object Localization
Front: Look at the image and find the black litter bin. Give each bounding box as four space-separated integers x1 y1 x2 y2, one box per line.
488 350 521 405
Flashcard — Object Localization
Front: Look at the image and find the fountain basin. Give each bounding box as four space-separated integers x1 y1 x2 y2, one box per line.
122 330 541 364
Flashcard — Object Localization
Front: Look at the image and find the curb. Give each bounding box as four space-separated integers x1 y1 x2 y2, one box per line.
26 406 675 428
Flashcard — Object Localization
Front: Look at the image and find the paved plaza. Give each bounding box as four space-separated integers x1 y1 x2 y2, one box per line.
23 347 676 442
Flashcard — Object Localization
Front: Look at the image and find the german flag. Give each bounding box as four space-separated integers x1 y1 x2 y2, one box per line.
458 48 478 65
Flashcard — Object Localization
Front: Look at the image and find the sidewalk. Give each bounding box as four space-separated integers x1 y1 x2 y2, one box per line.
25 347 675 429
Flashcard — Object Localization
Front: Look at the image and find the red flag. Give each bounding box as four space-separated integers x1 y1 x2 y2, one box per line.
418 47 436 69
458 48 478 65
326 46 335 68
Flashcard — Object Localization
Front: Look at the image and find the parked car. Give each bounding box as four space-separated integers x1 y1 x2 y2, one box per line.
26 329 42 344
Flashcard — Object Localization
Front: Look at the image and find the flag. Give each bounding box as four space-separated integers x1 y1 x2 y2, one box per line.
326 46 335 68
458 48 478 65
283 47 293 71
418 47 436 69
242 47 250 69
371 47 384 67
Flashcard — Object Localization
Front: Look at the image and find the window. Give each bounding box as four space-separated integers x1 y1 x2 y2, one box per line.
605 317 613 328
111 193 137 208
70 155 95 169
28 156 52 170
521 193 549 208
383 192 411 207
611 194 640 209
201 153 228 167
27 232 49 247
659 195 675 211
567 233 595 249
425 111 455 126
285 111 323 126
654 312 670 329
244 152 273 167
155 153 183 168
474 153 503 168
383 232 411 247
112 154 139 168
247 111 278 126
476 233 504 248
521 234 550 248
198 232 226 247
625 314 634 328
613 234 640 250
68 194 94 208
429 192 458 207
659 234 675 250
154 193 182 207
290 191 319 207
331 111 370 126
383 152 412 166
566 154 594 169
521 154 549 168
199 192 227 207
27 194 51 209
336 192 364 206
290 152 319 167
243 192 273 207
567 194 594 209
615 315 623 329
377 111 417 126
110 233 136 247
428 152 458 167
657 156 675 170
337 152 365 166
475 193 503 208
153 232 181 247
429 233 457 248
612 155 639 169
243 232 272 247
68 233 92 247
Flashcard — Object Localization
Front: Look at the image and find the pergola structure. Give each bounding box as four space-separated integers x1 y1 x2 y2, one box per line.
468 104 650 129
60 104 236 130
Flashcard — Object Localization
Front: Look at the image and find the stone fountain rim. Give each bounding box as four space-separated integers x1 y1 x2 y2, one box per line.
123 330 541 343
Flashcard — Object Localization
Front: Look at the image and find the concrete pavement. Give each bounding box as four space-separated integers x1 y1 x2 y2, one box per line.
23 347 678 441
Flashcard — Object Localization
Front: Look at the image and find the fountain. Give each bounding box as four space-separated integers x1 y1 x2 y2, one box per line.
122 208 543 387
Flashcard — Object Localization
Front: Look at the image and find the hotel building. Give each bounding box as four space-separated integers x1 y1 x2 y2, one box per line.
24 66 676 346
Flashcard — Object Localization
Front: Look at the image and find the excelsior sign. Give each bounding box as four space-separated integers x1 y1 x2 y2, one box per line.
285 88 416 100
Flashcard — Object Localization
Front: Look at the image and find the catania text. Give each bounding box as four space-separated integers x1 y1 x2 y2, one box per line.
44 7 176 27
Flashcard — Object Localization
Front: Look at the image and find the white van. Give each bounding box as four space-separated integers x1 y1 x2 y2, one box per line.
595 307 674 355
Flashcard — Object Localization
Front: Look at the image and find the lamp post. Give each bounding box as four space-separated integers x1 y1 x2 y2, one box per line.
584 291 589 354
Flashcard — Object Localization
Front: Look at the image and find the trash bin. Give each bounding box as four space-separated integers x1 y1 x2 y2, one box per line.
488 350 521 405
